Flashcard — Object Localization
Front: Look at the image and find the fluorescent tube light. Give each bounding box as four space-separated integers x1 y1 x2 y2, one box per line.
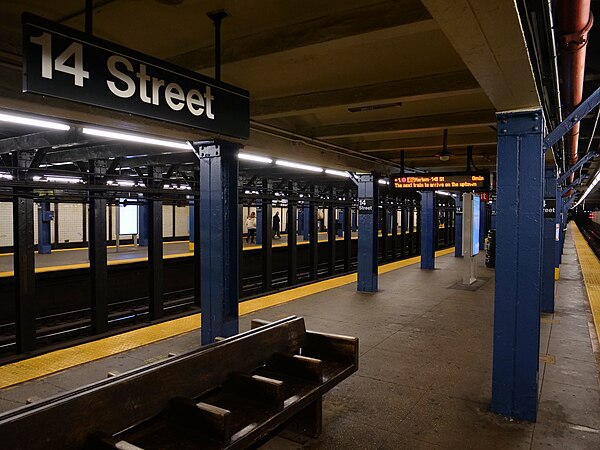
275 160 322 172
378 179 389 185
0 112 70 131
116 180 136 187
0 172 13 180
574 171 600 207
436 191 453 196
325 169 350 177
46 176 82 184
82 127 192 150
238 152 273 163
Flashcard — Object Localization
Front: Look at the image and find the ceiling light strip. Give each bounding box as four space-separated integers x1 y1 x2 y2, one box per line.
82 127 192 150
0 112 70 131
275 160 323 173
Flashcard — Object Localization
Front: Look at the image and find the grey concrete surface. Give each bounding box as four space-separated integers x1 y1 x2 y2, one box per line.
0 226 598 449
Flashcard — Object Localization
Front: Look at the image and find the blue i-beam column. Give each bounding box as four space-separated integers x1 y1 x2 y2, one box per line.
256 204 263 245
198 142 239 344
490 200 497 230
454 195 463 257
542 167 557 313
554 184 562 278
420 191 435 269
479 197 486 250
337 209 344 237
37 202 52 254
357 174 378 292
492 109 544 422
138 203 149 247
188 202 194 250
303 203 310 241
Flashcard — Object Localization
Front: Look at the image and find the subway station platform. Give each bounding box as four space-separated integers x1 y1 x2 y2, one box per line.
0 225 598 449
0 231 362 275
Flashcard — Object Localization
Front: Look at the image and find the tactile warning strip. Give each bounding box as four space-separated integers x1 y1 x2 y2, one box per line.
0 247 454 388
572 224 600 343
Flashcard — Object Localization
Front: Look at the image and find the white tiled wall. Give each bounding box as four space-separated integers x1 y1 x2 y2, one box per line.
58 203 84 243
0 202 12 247
162 204 173 238
174 205 189 236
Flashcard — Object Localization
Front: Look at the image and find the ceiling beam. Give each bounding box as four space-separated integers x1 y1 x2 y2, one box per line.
120 152 197 168
311 110 497 139
0 129 83 154
420 0 539 110
251 70 481 119
353 132 497 153
168 0 432 70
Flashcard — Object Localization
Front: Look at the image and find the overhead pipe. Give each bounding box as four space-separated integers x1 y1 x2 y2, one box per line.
556 0 594 183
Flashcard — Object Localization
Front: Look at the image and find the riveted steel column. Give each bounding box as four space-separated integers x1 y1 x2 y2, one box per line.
351 207 358 232
381 201 389 263
261 187 273 291
479 197 486 250
187 202 194 250
554 184 562 278
420 191 435 269
138 203 149 247
37 201 52 254
327 205 336 275
256 204 263 245
309 191 318 280
357 174 378 292
198 143 239 344
400 206 407 258
13 151 35 352
89 159 108 335
303 203 310 241
337 209 344 238
148 166 164 320
492 109 544 422
287 187 298 285
490 200 497 230
343 204 352 272
193 170 200 306
542 167 557 313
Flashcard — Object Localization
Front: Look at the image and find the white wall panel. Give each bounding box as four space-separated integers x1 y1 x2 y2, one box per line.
174 205 189 237
58 203 84 243
162 205 173 238
0 202 12 247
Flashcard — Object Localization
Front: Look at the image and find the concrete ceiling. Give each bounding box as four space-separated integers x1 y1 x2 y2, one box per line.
0 0 540 174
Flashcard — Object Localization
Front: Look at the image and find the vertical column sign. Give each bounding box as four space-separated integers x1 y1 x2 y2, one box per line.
472 195 480 256
22 13 249 139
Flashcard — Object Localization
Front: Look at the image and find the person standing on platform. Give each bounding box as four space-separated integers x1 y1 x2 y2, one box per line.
273 211 281 239
246 211 256 243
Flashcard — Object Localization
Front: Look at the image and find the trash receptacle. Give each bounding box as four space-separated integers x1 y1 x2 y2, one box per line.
485 229 496 268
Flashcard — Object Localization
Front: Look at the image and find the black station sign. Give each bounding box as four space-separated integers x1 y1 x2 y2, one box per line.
543 198 556 218
390 172 490 191
22 13 249 139
358 198 374 214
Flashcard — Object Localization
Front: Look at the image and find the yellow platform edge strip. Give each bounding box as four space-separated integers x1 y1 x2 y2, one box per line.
0 247 453 389
572 225 600 345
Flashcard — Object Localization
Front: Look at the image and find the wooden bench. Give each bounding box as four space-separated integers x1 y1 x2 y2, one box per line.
0 316 358 449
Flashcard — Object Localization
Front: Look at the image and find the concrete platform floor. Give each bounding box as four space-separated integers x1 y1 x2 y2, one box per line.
1 226 598 449
0 231 361 273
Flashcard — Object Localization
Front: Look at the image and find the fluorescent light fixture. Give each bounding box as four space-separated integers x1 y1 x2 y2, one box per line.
46 176 82 184
574 172 600 207
82 127 192 150
33 175 42 181
0 172 13 180
378 179 389 185
436 190 453 196
116 180 136 187
0 112 70 131
238 152 273 164
51 161 73 166
325 169 350 178
275 160 322 173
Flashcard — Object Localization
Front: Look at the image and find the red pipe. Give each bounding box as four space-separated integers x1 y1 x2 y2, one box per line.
556 0 593 182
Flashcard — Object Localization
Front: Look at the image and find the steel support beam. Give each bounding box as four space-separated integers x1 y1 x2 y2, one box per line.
479 196 486 251
391 204 398 259
400 206 407 258
138 203 149 247
381 202 389 263
327 205 336 275
147 166 164 320
309 192 318 280
197 143 239 345
343 205 352 272
542 167 557 313
37 201 52 254
420 192 435 269
12 150 36 352
357 175 378 292
261 194 273 292
287 191 298 286
492 109 544 422
89 159 108 335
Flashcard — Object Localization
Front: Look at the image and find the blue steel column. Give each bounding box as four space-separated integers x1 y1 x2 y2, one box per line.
351 208 358 232
303 203 310 241
542 167 557 313
420 192 435 269
198 143 239 344
492 109 544 422
297 207 304 236
138 203 149 247
454 195 463 257
187 202 194 249
357 174 378 292
554 185 562 278
37 202 52 254
337 209 344 237
490 200 497 230
256 204 263 245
